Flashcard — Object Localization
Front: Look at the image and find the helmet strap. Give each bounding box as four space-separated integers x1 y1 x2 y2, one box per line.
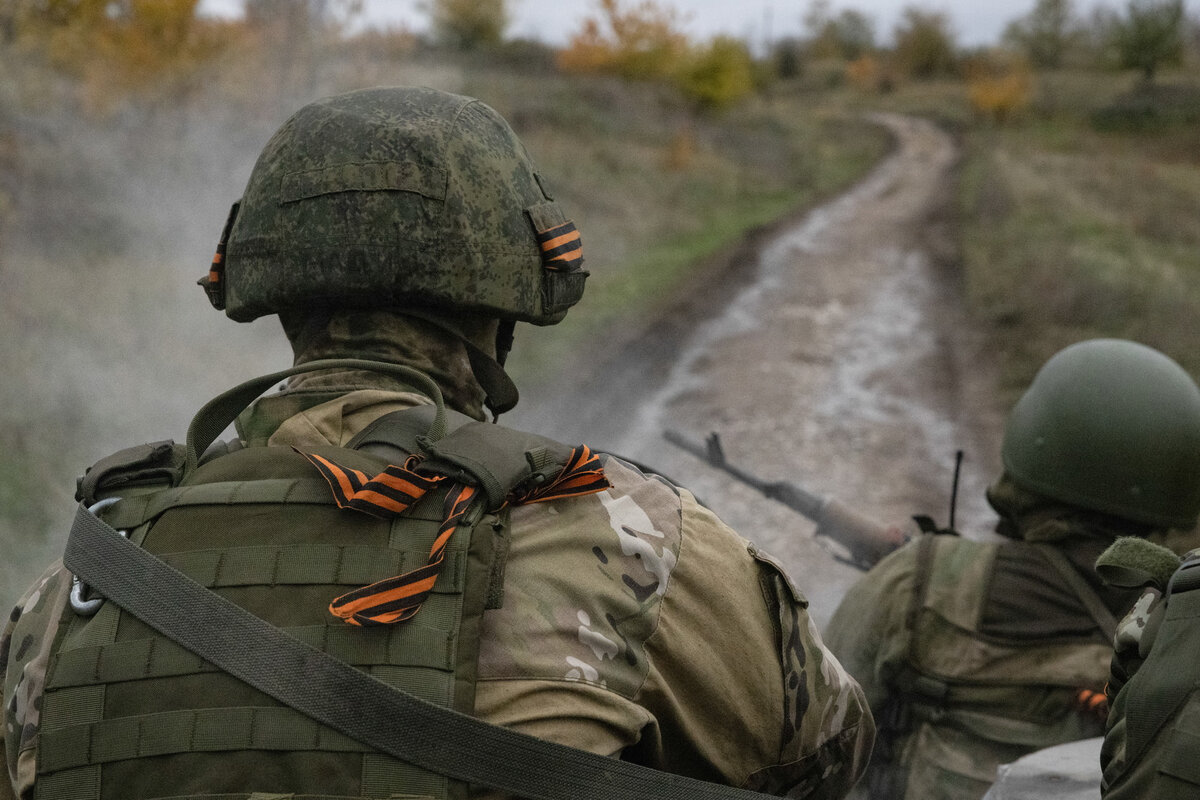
495 319 516 367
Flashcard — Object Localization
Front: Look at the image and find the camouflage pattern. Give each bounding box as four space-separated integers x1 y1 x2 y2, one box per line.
218 87 587 325
1000 339 1200 530
2 563 71 800
826 527 1129 800
1 385 873 799
279 308 492 421
474 452 873 799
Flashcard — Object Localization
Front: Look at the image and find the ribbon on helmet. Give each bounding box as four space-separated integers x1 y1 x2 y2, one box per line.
535 220 583 272
298 446 609 626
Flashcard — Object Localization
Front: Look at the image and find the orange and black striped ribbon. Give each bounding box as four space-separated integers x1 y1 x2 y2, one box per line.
298 446 610 626
1075 687 1108 720
535 220 583 272
510 445 608 505
327 483 478 626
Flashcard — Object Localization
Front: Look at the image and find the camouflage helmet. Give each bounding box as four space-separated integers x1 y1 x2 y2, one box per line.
1001 339 1200 530
202 87 586 325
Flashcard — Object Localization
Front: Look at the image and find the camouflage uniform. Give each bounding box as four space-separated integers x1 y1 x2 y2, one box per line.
2 315 874 799
824 479 1146 800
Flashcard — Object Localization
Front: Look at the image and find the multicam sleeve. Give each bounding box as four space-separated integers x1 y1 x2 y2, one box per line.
743 544 876 799
632 489 873 799
2 563 72 800
1 605 16 800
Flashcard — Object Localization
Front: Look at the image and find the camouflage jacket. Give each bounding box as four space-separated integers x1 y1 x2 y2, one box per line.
2 388 873 799
825 532 1138 800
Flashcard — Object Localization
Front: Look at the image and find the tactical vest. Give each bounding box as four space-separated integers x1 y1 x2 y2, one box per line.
1101 552 1200 799
33 361 599 800
877 533 1116 799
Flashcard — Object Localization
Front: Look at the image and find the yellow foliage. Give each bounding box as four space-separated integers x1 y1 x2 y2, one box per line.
965 53 1034 124
675 36 754 111
557 0 689 81
11 0 233 114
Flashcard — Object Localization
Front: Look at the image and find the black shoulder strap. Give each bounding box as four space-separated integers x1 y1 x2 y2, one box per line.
63 503 775 800
1034 543 1118 642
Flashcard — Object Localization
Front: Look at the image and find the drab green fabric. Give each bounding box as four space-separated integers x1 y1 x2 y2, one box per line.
47 620 456 689
40 706 373 772
40 430 489 799
1104 576 1200 799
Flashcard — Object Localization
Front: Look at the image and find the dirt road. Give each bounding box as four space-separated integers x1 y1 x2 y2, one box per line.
511 114 1007 628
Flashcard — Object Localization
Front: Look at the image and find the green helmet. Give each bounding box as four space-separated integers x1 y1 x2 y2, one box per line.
1002 339 1200 529
201 86 586 325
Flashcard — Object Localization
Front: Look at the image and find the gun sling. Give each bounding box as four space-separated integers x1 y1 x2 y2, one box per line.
64 502 777 800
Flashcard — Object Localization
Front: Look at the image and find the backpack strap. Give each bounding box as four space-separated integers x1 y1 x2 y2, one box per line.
1034 543 1118 642
64 502 778 800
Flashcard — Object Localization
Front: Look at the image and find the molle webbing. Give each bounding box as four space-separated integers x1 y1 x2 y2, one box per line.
62 500 789 800
40 444 493 800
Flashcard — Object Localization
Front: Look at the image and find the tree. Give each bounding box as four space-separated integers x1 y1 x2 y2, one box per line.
675 35 755 111
557 0 690 81
428 0 508 50
802 1 875 60
4 0 233 111
892 6 957 78
1112 0 1185 82
1003 0 1077 69
831 10 877 60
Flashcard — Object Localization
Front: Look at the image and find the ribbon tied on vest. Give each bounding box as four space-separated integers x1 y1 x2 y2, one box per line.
298 446 609 626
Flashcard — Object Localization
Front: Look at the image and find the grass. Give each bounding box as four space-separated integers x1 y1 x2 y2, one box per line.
953 68 1200 400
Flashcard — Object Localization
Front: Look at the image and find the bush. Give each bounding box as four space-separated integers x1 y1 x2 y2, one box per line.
1091 82 1200 130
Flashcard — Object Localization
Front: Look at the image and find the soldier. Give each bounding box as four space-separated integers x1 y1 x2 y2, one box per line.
824 338 1200 800
0 87 873 800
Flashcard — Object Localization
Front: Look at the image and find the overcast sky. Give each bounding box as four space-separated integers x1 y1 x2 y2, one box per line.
200 0 1127 48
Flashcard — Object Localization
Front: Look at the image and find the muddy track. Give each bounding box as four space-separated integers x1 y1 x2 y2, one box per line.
510 114 1007 628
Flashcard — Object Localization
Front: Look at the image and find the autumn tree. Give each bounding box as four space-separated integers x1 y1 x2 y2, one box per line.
557 0 690 81
892 6 957 78
5 0 233 112
1112 0 1185 82
1003 0 1078 69
428 0 508 50
965 51 1033 123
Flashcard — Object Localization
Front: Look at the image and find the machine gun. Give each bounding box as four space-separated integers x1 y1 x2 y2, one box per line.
663 429 909 570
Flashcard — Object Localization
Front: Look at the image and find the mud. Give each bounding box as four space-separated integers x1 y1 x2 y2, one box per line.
510 114 1008 629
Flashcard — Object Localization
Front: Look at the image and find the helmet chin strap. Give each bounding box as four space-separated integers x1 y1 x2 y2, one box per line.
397 310 519 421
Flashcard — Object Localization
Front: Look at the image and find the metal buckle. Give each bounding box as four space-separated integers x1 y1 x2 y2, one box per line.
70 498 126 616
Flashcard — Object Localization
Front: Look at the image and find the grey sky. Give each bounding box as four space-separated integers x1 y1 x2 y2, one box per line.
200 0 1127 48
